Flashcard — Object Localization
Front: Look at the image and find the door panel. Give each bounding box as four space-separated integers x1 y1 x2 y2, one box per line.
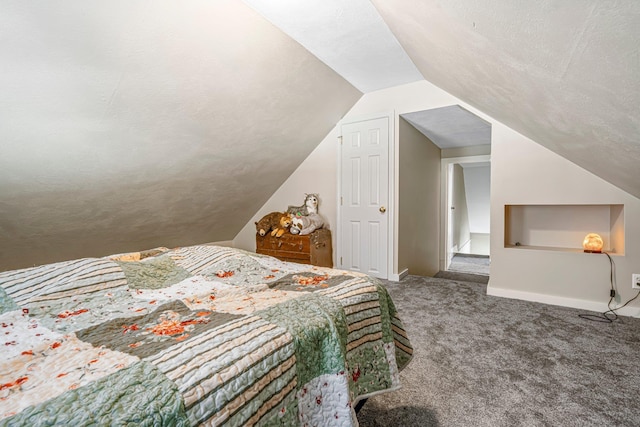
368 221 381 274
340 117 389 278
369 155 380 204
350 158 361 205
349 221 361 270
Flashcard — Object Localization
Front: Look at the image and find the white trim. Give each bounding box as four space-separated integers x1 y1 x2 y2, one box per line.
337 111 395 279
486 285 640 318
338 111 393 127
440 155 491 271
388 268 409 282
388 110 396 279
336 130 342 269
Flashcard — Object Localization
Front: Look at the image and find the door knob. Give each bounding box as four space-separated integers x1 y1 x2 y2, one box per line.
379 206 386 213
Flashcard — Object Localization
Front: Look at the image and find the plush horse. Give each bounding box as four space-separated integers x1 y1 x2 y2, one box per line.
287 193 319 217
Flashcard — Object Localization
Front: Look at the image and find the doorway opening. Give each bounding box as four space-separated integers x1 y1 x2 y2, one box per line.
444 159 490 276
401 105 492 280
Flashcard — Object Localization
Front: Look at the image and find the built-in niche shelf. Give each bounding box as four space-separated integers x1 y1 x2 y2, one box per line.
504 204 625 255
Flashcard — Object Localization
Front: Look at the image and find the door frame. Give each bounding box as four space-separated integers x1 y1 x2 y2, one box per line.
337 111 396 280
440 155 491 271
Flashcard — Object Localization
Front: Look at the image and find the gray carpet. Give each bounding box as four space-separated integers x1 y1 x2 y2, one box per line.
357 275 640 427
448 254 490 276
433 270 489 285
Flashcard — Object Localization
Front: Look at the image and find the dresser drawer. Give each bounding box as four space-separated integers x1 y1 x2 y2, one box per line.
256 229 332 268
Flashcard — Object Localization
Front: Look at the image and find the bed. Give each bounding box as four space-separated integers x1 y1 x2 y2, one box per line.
0 245 413 426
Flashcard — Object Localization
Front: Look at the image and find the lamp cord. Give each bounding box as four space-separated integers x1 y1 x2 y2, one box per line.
579 252 640 323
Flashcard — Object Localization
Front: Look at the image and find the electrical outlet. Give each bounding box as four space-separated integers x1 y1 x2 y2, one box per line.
633 274 640 289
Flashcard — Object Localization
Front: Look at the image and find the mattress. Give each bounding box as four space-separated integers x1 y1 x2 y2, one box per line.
0 245 412 426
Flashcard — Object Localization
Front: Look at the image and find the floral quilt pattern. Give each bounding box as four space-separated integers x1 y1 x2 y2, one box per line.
0 245 412 426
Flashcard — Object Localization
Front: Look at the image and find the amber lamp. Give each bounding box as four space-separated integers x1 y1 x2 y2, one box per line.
583 233 604 253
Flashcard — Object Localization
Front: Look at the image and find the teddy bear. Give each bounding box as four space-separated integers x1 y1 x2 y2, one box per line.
289 213 324 235
255 212 293 238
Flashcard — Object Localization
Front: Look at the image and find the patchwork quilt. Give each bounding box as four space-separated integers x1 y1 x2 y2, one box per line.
0 245 413 426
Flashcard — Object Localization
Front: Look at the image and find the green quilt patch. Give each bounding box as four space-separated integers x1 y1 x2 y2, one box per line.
257 293 348 386
0 286 19 314
258 396 299 427
346 341 393 398
267 272 352 292
0 361 189 427
76 300 241 359
116 255 191 289
376 284 394 343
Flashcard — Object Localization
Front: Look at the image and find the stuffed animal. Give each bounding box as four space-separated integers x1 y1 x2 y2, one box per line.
289 213 324 235
287 193 319 217
255 212 292 237
272 213 293 237
255 213 276 237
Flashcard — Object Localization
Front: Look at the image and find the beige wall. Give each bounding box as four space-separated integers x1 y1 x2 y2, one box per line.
451 164 471 252
488 125 640 316
0 0 360 271
237 79 640 316
233 124 342 256
234 80 456 272
398 117 441 276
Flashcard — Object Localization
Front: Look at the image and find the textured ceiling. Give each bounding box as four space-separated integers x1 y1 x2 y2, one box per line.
372 0 640 199
242 0 422 92
245 0 640 196
401 106 491 149
0 0 361 270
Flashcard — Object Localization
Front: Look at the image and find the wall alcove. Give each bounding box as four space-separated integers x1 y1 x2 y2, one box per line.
504 204 625 255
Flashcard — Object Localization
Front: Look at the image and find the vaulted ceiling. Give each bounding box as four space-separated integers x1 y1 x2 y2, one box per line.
0 0 361 270
1 0 638 270
372 0 640 198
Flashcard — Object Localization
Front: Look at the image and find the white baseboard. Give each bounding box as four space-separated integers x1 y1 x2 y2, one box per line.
486 285 640 318
388 268 409 282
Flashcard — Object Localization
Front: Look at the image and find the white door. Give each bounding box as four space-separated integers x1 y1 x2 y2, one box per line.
339 117 389 279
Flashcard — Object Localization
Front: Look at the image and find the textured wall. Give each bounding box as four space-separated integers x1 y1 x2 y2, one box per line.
0 0 361 271
463 164 491 234
489 123 640 316
242 80 640 314
373 0 640 199
451 164 471 252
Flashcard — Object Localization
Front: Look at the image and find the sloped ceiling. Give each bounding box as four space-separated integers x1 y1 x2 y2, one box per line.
242 0 423 92
372 0 640 199
2 0 639 271
401 106 491 149
0 0 361 270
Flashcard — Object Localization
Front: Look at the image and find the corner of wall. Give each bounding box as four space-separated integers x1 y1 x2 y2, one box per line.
232 125 341 260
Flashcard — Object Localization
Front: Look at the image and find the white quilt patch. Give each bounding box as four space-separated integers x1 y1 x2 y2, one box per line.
297 372 356 427
0 310 138 420
384 342 401 389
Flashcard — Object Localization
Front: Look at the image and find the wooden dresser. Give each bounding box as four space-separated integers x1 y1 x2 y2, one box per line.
256 229 333 268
